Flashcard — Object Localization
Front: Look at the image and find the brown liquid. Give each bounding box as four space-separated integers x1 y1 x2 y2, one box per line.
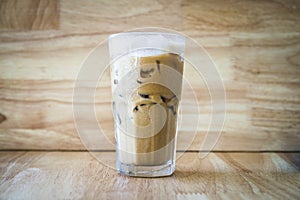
132 53 184 154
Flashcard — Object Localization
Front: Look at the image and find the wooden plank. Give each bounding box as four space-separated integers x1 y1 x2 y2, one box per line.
229 32 300 151
59 0 183 32
182 0 300 33
57 0 300 33
0 34 100 80
0 0 59 31
0 152 299 199
0 78 299 151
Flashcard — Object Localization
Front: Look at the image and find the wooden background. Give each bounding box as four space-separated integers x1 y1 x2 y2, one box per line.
0 0 300 199
0 0 299 151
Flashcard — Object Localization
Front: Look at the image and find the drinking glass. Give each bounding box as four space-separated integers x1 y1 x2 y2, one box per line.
109 32 185 177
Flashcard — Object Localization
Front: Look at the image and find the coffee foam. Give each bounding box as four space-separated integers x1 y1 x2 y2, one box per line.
109 32 185 59
128 49 167 57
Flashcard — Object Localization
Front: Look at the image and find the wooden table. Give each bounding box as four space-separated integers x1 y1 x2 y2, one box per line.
0 0 299 199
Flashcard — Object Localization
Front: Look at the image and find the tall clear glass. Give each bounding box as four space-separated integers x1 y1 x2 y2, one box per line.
109 32 185 177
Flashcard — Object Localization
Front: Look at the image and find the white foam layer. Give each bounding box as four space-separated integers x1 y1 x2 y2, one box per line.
127 49 168 57
109 32 185 59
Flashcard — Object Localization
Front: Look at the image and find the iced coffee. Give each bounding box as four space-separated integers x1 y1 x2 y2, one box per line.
109 32 185 177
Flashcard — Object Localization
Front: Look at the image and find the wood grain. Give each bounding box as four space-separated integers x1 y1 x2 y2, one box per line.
59 0 183 32
0 152 299 199
182 0 300 33
0 0 59 31
57 0 300 33
1 1 299 199
0 34 299 150
0 78 299 151
0 0 300 151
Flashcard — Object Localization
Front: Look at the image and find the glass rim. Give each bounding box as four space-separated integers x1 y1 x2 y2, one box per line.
108 31 185 40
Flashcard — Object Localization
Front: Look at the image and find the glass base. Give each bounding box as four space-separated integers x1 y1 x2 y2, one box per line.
117 160 175 177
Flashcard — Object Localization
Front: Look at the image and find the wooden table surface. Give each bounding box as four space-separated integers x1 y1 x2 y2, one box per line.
0 0 300 199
